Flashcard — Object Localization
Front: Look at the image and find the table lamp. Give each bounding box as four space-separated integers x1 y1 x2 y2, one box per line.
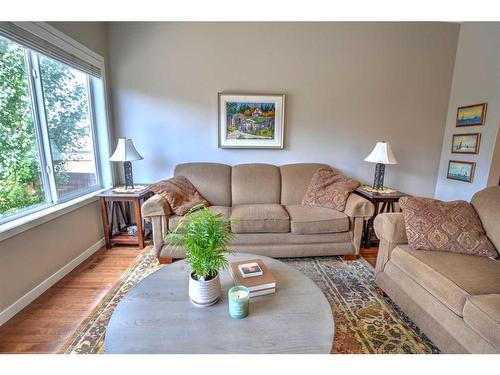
364 141 398 191
109 137 143 189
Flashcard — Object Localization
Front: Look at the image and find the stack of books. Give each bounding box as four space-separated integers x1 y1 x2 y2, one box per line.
229 259 277 297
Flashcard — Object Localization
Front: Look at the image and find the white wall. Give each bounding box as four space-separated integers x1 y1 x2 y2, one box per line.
108 22 459 197
435 23 500 201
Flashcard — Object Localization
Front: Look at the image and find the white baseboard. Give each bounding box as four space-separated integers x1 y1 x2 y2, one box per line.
0 238 105 326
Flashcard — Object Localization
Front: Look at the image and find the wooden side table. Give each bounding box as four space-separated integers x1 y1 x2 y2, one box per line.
354 187 409 248
97 188 153 249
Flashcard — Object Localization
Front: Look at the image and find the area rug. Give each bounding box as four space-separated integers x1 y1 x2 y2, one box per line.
60 250 439 354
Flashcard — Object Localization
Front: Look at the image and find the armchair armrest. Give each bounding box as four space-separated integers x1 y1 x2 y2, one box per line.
373 213 408 274
344 193 375 218
142 194 172 217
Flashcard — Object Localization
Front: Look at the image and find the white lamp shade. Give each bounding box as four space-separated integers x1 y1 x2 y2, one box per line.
109 138 143 162
364 141 398 165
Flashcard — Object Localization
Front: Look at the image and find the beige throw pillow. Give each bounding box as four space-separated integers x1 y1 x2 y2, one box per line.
150 176 209 216
399 196 498 258
302 168 360 212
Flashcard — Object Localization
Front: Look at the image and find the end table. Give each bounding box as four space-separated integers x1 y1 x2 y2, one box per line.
97 188 153 249
354 187 409 248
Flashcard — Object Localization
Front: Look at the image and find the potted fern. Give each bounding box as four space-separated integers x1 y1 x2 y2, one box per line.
166 205 234 307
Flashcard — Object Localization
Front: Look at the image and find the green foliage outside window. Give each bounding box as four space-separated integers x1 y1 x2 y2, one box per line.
0 36 90 218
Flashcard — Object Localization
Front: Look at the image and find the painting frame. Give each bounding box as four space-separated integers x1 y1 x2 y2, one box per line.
456 103 487 127
218 92 285 149
451 133 481 154
447 160 476 183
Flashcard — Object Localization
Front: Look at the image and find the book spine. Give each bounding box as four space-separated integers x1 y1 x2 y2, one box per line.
250 288 276 297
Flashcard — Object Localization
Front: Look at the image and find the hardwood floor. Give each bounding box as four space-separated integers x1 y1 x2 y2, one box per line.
360 246 379 267
0 243 378 354
0 245 147 354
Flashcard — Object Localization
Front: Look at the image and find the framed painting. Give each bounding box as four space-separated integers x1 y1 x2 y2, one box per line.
447 160 476 183
218 93 285 149
456 103 487 127
451 133 481 154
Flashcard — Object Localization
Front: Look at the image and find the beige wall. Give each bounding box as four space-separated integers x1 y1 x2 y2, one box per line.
0 202 103 313
488 124 500 186
108 22 459 197
48 22 108 58
0 22 108 318
435 23 500 201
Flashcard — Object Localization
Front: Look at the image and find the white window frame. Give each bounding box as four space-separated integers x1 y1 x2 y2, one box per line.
0 22 113 240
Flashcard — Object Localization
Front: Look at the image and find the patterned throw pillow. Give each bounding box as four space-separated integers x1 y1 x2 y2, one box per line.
150 176 209 216
399 197 498 258
302 169 360 211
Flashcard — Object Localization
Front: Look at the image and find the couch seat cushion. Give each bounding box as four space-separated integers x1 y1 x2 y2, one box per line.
231 204 289 233
463 294 500 349
285 204 350 234
168 206 231 230
391 245 500 316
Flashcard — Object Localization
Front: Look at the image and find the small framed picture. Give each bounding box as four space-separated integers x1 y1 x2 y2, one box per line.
456 103 487 127
218 93 285 149
451 133 481 154
447 160 476 183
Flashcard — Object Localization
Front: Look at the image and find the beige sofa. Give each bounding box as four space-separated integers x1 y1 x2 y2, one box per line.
143 162 374 259
374 186 500 353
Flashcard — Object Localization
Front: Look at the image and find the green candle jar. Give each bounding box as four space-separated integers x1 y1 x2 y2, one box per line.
228 286 250 319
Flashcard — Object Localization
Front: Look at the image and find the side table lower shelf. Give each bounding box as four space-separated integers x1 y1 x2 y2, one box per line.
97 188 153 249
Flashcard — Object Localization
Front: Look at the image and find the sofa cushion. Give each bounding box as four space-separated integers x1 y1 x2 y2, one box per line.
174 163 231 206
168 206 231 231
390 245 500 316
463 294 500 349
231 204 289 233
285 204 350 234
279 163 330 205
232 164 281 205
399 196 498 258
471 186 500 252
302 169 360 212
150 176 209 216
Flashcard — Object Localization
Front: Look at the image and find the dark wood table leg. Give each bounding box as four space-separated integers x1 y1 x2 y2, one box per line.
134 198 144 249
363 219 370 249
365 200 380 248
100 197 111 249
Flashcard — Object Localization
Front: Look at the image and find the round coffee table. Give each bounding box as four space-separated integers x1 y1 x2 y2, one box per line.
105 253 334 353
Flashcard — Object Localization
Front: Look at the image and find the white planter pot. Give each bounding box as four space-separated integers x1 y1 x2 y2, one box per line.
189 271 221 307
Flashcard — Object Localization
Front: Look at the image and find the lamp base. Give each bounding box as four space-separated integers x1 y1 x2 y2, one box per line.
372 163 385 190
124 161 134 189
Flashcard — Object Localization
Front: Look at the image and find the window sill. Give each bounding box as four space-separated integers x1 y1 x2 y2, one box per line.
0 189 107 243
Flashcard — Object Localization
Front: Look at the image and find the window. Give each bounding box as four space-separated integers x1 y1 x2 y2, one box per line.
0 33 104 224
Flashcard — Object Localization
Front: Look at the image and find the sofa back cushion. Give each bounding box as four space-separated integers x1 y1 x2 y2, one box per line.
471 186 500 251
231 163 281 205
174 163 231 206
279 163 331 205
399 196 498 258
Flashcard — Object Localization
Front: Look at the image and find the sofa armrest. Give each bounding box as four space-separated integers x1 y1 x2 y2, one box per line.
142 194 172 256
344 193 375 218
142 194 172 217
373 213 408 274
